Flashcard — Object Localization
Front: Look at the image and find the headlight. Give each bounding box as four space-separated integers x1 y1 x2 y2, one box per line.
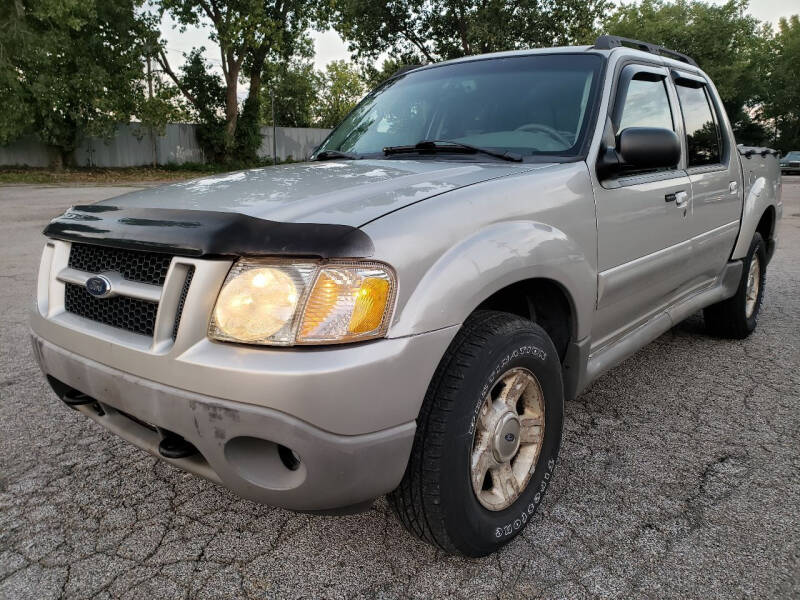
209 259 396 346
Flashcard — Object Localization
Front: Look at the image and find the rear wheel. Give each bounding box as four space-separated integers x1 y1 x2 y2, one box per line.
388 310 564 556
704 232 766 339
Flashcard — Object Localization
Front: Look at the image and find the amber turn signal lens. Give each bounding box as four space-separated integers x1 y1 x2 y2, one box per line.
349 277 391 333
298 265 395 343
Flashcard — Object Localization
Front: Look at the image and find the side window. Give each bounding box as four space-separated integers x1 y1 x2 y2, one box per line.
676 84 721 166
618 78 673 132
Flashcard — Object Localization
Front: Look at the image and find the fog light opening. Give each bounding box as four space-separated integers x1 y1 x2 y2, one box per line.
277 445 301 471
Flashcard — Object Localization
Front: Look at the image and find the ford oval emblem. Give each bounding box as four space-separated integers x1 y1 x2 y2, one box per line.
85 275 112 298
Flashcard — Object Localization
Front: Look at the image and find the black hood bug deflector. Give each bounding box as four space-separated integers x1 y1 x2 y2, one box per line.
43 205 375 258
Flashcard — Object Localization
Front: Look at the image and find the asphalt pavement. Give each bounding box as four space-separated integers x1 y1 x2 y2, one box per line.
1 179 798 599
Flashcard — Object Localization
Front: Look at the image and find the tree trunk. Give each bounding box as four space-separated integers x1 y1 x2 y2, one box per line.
224 64 241 152
51 150 64 171
151 128 157 169
49 146 70 171
224 81 239 148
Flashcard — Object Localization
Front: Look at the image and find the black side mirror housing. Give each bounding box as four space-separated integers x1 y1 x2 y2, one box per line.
597 127 681 180
617 127 680 169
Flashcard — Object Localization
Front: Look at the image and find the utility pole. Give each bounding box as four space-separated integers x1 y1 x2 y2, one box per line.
271 87 277 165
146 55 157 168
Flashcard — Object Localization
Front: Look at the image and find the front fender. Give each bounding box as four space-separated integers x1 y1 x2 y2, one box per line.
360 161 598 342
389 220 595 340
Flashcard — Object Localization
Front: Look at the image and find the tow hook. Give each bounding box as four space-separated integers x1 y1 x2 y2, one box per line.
158 432 199 459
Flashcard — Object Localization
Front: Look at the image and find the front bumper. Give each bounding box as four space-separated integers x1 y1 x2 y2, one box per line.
32 333 420 512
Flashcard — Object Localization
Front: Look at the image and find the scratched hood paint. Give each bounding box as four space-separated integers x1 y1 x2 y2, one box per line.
103 160 548 227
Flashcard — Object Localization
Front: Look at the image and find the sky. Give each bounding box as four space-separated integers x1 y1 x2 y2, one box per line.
158 0 798 98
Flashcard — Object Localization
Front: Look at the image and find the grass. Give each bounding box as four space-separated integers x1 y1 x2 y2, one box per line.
0 162 279 185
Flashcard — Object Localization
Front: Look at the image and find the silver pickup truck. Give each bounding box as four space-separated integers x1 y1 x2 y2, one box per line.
31 36 781 557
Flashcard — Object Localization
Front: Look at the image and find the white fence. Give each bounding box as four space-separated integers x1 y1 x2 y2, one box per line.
0 123 332 167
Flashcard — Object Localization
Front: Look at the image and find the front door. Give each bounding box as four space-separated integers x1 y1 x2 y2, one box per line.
591 63 694 351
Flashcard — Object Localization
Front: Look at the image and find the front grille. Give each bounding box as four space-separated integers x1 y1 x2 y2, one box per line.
69 242 172 286
64 283 158 337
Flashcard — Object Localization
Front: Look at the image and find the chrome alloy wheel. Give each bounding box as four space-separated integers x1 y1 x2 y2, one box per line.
745 253 761 319
470 367 546 511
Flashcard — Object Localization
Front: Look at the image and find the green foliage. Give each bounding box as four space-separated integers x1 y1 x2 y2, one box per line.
174 48 227 161
603 0 771 144
360 58 408 90
314 60 364 128
329 0 610 63
154 0 319 163
136 82 190 135
234 93 264 162
257 59 364 129
0 0 147 165
761 16 800 152
261 60 318 127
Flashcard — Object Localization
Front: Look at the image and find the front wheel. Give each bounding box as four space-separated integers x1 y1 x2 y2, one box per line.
704 232 766 339
388 310 564 556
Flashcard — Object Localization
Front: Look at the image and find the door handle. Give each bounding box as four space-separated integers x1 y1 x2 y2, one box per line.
665 191 689 207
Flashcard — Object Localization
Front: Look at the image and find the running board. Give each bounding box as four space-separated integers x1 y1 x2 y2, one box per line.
584 260 743 385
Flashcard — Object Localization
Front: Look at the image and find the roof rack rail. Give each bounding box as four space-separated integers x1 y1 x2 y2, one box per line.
593 35 698 67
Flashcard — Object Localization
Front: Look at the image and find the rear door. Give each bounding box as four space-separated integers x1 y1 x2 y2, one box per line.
671 71 743 287
591 63 693 350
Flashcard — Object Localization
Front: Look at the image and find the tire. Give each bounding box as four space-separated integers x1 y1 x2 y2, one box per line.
704 232 766 339
388 310 564 556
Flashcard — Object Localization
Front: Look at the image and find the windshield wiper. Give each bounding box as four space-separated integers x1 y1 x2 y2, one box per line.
314 150 361 161
383 140 523 162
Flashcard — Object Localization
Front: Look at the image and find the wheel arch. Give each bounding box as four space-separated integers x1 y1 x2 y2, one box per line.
756 205 775 242
387 219 596 343
731 174 780 261
475 277 575 363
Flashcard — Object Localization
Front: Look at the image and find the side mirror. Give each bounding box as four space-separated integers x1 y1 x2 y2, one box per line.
596 127 680 179
617 127 680 169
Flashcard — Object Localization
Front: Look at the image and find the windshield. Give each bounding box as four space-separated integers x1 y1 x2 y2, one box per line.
784 152 800 160
315 54 603 160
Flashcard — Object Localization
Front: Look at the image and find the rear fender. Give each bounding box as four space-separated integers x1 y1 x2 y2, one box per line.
732 160 782 260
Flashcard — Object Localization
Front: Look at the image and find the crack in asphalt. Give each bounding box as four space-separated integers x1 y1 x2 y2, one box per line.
1 182 799 599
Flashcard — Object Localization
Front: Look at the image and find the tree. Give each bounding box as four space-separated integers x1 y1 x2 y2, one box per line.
603 0 771 145
135 82 190 167
153 0 318 162
175 48 228 160
360 58 406 90
0 0 148 166
762 15 800 152
314 60 364 128
261 59 319 127
329 0 610 64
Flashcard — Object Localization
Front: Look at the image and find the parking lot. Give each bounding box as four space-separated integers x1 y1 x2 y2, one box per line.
1 177 798 599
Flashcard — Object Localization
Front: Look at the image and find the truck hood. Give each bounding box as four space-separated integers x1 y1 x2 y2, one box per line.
104 159 548 227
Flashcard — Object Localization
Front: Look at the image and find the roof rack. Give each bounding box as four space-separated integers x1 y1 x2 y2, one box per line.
593 35 698 67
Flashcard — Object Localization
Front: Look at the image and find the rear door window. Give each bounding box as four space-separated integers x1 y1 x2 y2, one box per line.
676 84 722 167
